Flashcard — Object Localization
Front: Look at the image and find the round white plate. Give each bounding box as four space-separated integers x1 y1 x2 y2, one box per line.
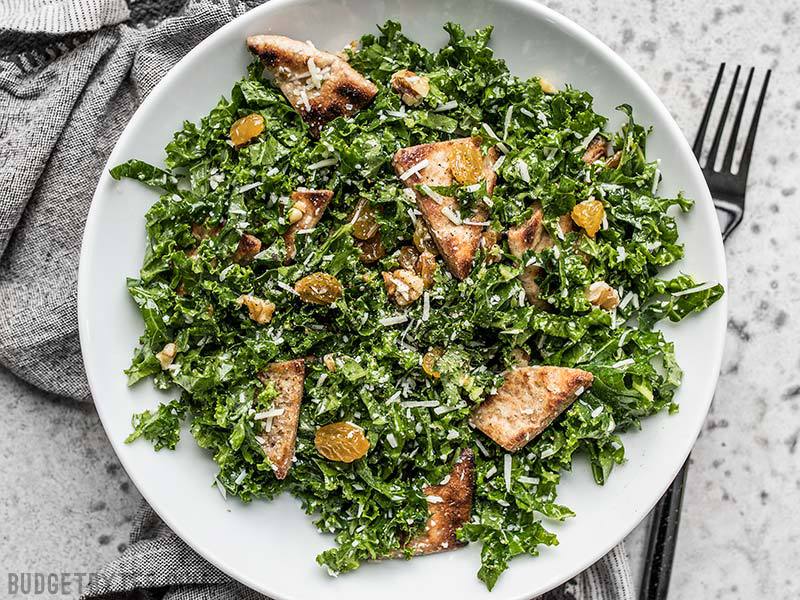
78 1 727 598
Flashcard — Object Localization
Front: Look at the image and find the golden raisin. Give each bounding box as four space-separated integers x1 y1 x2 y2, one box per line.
398 246 421 271
481 230 501 264
351 198 380 241
449 143 483 185
356 235 385 264
315 422 370 462
294 272 343 305
415 251 437 289
230 113 265 146
413 219 438 256
421 347 445 378
571 198 605 238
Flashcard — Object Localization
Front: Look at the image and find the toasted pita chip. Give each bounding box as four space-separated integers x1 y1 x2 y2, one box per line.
393 138 498 280
470 366 593 452
284 189 333 263
256 359 305 479
403 449 475 556
247 35 377 136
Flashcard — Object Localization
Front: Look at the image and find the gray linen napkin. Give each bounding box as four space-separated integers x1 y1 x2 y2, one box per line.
0 1 634 598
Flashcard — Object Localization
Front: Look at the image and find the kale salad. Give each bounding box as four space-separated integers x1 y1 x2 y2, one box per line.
112 22 723 589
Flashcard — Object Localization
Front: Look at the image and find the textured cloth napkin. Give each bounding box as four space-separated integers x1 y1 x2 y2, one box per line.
0 1 634 598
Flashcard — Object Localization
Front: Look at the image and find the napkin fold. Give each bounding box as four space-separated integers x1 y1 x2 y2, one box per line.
0 1 634 598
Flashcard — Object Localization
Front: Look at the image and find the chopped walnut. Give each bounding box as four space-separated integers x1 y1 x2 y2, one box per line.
586 281 620 311
606 151 622 169
382 269 424 306
582 136 608 164
390 69 430 106
538 77 558 94
237 294 276 324
156 343 177 370
232 234 262 264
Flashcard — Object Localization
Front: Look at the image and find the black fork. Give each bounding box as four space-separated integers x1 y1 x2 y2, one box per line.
694 63 772 239
639 63 771 600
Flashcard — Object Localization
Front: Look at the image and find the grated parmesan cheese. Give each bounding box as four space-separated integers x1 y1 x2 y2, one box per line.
516 159 530 183
518 475 539 485
254 407 285 420
308 157 338 170
503 454 512 492
420 184 444 204
503 105 514 140
492 154 505 172
672 282 717 296
421 292 430 322
298 88 311 112
399 158 429 181
236 182 262 193
434 100 458 112
276 281 299 296
474 438 490 457
400 400 440 409
379 315 408 327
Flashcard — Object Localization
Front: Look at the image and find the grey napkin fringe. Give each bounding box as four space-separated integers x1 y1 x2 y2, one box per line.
0 1 634 598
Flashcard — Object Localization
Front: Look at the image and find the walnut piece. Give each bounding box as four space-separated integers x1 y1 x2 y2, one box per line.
586 281 620 310
538 77 558 94
156 343 177 370
237 294 276 324
390 69 430 106
232 234 262 264
382 269 424 306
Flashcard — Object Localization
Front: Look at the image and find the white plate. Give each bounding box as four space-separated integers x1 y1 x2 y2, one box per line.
78 1 727 598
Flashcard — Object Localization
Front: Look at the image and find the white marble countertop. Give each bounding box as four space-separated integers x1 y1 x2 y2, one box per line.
1 0 798 597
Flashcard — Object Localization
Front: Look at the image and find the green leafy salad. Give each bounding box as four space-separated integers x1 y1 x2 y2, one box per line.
112 22 723 589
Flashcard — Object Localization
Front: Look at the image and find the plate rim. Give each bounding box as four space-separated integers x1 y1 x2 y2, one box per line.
77 0 728 597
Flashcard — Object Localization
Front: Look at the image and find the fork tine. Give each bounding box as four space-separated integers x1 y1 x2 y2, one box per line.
693 63 725 159
737 69 771 181
705 65 741 169
721 67 754 173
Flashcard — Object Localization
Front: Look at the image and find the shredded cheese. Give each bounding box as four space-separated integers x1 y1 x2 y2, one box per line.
399 158 429 181
516 159 530 183
420 184 444 204
672 282 717 296
307 157 338 170
379 315 409 327
421 292 430 321
434 100 458 112
503 105 514 140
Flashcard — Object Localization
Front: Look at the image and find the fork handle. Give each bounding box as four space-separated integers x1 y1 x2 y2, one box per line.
638 458 689 600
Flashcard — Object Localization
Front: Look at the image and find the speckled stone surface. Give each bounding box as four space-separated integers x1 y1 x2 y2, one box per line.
1 0 798 597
